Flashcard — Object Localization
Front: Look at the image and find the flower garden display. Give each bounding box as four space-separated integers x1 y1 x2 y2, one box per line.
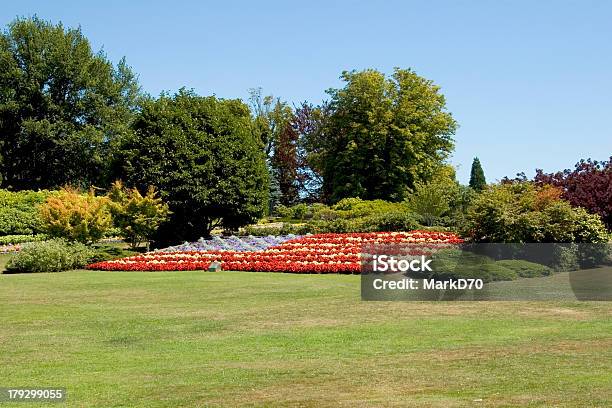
87 231 463 274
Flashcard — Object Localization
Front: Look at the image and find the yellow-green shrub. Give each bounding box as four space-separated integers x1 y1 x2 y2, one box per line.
108 181 170 249
39 188 112 243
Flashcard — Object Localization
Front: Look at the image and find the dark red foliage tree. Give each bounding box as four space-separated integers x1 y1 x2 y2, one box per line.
534 157 612 228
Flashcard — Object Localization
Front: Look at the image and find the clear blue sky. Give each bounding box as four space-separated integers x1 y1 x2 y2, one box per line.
3 0 611 183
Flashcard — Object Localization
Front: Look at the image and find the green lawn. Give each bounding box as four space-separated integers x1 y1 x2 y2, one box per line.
1 266 611 407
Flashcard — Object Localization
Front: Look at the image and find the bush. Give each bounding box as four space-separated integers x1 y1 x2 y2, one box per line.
108 181 170 249
535 157 612 228
0 190 51 235
406 182 450 226
360 212 421 232
39 188 112 244
428 249 518 282
495 260 552 278
465 182 610 243
5 239 95 273
87 244 140 263
0 234 48 245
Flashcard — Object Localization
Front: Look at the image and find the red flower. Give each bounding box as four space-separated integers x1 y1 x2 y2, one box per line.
87 231 463 273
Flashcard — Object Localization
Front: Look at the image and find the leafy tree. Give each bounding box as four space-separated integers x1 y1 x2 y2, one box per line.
293 102 325 201
267 166 282 214
115 89 268 244
469 157 487 191
39 187 112 244
107 181 170 249
535 157 612 228
272 120 299 205
314 68 457 203
0 17 141 189
248 88 298 206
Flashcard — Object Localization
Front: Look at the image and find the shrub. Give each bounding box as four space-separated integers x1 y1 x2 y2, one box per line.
535 157 612 228
359 212 420 232
429 249 518 282
108 181 170 249
465 182 610 243
0 190 51 235
0 234 48 245
5 239 95 273
87 244 139 263
39 188 112 244
240 225 288 236
406 182 450 226
495 260 552 278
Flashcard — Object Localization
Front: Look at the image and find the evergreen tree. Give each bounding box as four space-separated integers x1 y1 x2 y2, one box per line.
469 157 487 191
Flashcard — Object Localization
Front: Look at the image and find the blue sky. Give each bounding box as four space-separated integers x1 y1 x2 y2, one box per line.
3 0 611 183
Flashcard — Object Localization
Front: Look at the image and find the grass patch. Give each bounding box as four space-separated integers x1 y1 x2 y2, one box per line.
0 270 611 406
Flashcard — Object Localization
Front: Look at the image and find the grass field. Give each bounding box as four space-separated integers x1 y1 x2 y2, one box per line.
1 261 611 406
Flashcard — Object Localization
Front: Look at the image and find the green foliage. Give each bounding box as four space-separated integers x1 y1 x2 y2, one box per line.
429 249 518 282
406 182 451 226
314 68 457 203
108 181 170 249
469 157 487 191
39 188 112 244
116 90 269 244
465 182 610 243
249 88 299 206
87 243 139 263
0 17 141 189
0 234 48 245
358 212 421 232
495 260 552 278
0 190 51 235
269 198 421 234
265 198 422 234
5 239 95 273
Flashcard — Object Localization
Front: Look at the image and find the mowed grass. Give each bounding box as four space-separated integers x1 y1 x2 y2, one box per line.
1 265 611 407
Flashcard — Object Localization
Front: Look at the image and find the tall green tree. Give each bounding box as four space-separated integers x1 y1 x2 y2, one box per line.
0 17 141 189
469 157 487 192
115 89 268 244
315 68 457 203
248 88 298 206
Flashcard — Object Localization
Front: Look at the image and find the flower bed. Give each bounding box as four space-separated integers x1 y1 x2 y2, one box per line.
87 231 463 274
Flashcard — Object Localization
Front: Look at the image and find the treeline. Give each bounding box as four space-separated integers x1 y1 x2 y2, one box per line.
0 17 458 242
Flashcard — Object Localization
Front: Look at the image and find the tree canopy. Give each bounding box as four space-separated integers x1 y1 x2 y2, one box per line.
0 17 141 189
115 89 269 244
312 68 457 203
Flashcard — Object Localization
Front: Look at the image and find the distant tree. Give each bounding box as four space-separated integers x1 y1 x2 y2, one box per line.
0 17 141 189
315 68 457 203
248 88 298 207
267 166 282 214
535 157 612 228
293 102 325 201
469 157 487 191
115 89 268 244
